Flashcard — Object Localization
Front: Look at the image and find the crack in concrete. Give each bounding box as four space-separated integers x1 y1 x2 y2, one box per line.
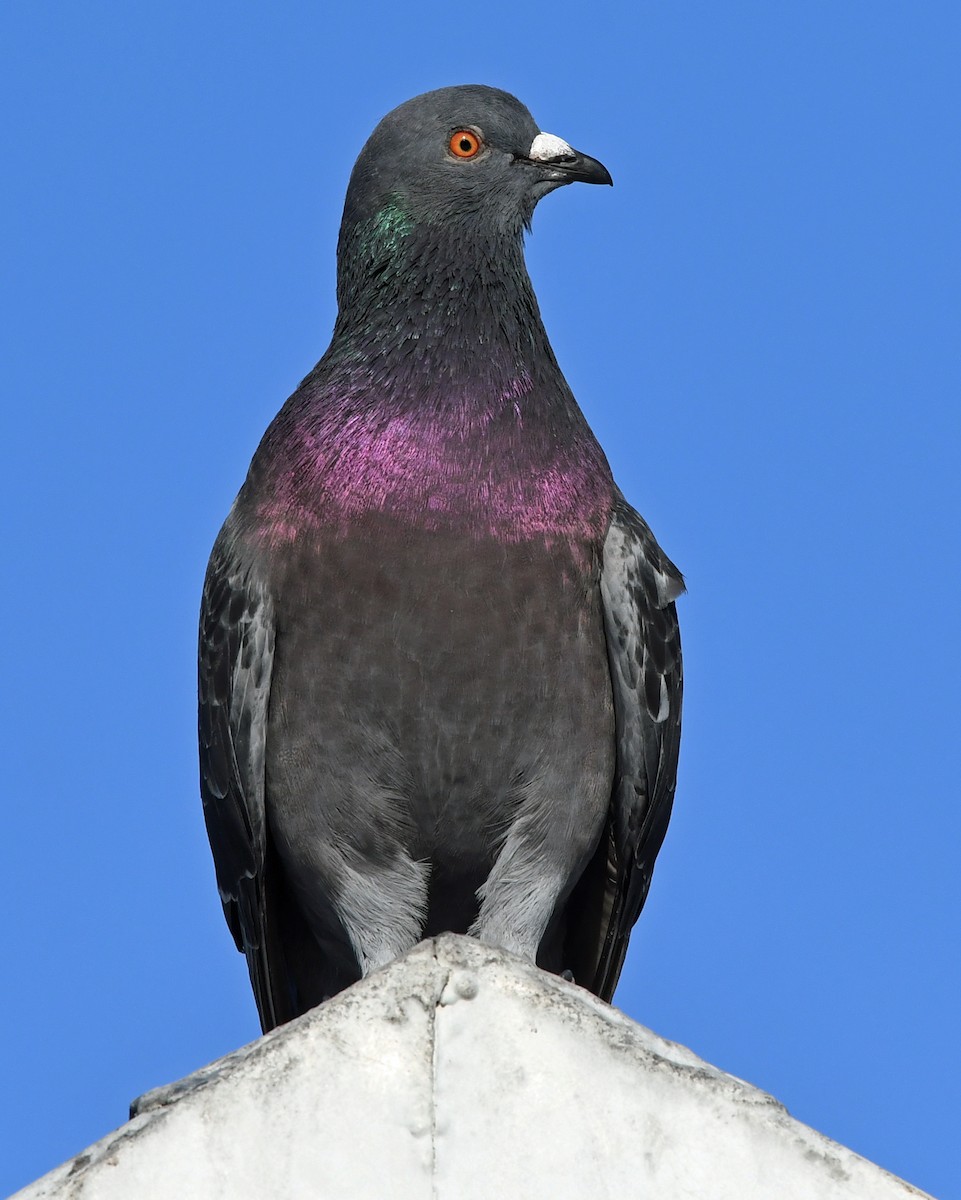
428 945 446 1200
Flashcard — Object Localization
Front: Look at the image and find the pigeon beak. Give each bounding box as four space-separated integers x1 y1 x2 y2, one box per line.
526 131 613 187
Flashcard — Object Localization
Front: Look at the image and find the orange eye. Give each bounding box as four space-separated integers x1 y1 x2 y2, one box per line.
449 129 482 158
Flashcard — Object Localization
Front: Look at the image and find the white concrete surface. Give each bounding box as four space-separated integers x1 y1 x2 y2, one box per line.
13 935 932 1199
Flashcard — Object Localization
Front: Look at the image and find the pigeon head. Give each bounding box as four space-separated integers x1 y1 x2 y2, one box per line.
342 85 612 234
335 86 612 333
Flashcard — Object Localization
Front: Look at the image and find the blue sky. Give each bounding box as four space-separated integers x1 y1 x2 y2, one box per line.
2 3 958 1196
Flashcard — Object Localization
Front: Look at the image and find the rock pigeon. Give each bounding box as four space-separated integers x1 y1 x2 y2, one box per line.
199 85 683 1032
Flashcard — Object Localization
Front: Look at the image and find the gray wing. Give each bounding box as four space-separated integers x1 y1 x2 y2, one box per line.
197 524 279 1025
580 492 684 1002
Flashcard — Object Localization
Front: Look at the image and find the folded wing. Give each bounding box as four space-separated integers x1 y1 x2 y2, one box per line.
198 528 279 1026
573 493 684 1001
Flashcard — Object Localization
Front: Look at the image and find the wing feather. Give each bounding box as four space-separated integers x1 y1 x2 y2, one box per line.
198 524 278 1025
588 492 684 1001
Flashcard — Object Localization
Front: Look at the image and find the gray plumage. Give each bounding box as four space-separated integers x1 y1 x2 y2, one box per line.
199 85 683 1031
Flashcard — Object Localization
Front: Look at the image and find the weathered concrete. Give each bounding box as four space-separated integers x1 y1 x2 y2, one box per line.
13 935 932 1199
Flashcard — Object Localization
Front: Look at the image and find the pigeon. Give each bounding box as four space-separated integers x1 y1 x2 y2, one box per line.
199 85 683 1032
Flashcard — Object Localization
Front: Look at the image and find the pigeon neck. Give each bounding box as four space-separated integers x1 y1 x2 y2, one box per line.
249 203 615 548
332 205 554 385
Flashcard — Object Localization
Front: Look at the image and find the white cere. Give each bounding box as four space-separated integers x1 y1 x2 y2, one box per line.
528 132 575 162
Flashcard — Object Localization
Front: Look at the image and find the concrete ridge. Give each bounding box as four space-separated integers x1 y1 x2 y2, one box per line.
13 935 934 1200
